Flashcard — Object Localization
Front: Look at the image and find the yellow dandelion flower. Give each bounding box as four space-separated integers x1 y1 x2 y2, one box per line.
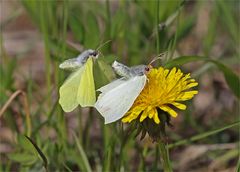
122 67 198 124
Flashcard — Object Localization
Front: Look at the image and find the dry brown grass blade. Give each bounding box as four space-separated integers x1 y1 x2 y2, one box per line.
178 143 238 171
0 90 31 137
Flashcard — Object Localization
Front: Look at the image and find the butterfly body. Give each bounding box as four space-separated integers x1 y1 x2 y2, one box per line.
112 61 147 78
59 49 98 71
129 65 148 76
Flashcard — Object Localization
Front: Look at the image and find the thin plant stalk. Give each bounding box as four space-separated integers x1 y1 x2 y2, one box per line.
83 108 94 149
159 142 172 172
102 122 111 171
0 90 32 137
153 144 159 170
78 108 83 144
138 146 148 171
39 1 51 108
57 0 69 143
156 0 160 54
106 0 111 41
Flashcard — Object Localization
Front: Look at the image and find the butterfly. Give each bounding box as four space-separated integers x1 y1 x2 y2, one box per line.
59 49 98 112
94 52 166 124
94 61 151 124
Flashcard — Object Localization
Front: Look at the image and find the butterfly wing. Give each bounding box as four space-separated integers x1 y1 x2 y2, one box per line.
97 78 125 94
59 66 85 112
97 59 116 82
95 75 147 124
77 57 96 107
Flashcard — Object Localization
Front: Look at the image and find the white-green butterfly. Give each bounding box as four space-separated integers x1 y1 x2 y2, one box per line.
95 61 150 124
59 46 115 113
59 49 98 112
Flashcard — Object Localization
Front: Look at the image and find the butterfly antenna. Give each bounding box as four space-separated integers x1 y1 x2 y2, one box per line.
98 51 105 58
148 52 167 65
96 40 112 51
96 40 112 58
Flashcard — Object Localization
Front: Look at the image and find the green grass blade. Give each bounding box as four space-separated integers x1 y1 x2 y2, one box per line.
164 56 208 67
72 132 92 172
102 124 111 171
237 156 240 172
156 0 160 54
158 0 184 30
39 1 52 108
69 15 85 43
103 145 112 172
216 0 239 44
84 12 100 48
8 153 37 165
165 56 240 98
168 121 240 149
25 136 48 172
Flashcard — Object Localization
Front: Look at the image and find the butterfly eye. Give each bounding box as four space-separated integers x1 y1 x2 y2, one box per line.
145 67 150 72
90 51 98 57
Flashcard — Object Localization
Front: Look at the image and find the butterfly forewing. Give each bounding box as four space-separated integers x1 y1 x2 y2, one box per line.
77 57 96 107
95 75 147 124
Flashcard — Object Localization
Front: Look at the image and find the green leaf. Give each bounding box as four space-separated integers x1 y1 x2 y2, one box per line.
17 135 37 155
8 153 37 165
216 0 239 44
168 121 240 149
164 56 206 68
165 56 240 98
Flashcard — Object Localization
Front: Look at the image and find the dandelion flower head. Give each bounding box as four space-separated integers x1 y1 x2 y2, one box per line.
122 67 198 124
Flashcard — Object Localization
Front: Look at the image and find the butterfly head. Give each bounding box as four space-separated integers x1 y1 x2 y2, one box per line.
87 49 99 59
144 65 153 74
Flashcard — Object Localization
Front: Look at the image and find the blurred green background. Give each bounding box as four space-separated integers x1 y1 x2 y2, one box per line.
0 0 239 171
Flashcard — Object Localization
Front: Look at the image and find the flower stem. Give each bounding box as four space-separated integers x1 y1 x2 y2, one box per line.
159 141 172 172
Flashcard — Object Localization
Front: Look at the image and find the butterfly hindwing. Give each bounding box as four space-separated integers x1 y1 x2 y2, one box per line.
59 67 85 112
